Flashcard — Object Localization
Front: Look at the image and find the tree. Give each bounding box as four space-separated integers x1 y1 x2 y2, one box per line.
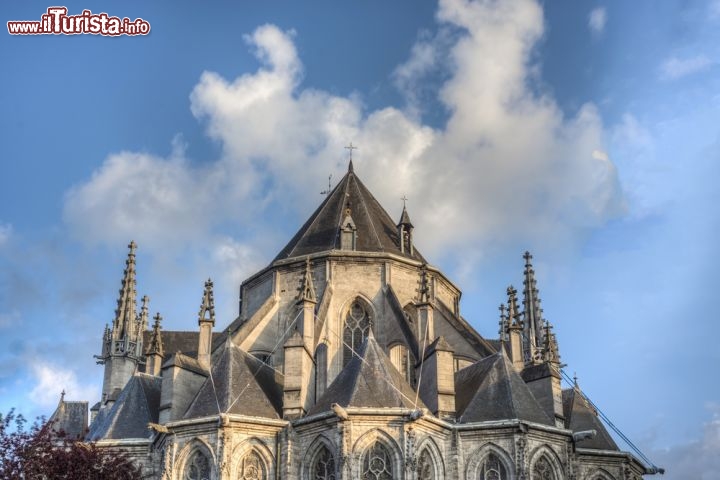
0 409 143 480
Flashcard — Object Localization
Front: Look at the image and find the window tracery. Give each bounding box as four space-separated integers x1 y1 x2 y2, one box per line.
239 451 265 480
343 300 371 367
417 449 435 480
311 445 336 480
479 452 507 480
361 442 393 480
532 456 556 480
184 450 211 480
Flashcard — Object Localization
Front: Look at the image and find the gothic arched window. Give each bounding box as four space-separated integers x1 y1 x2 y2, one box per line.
532 456 556 480
361 442 393 480
417 449 435 480
311 445 336 480
239 451 266 480
184 450 211 480
343 300 371 367
479 452 507 480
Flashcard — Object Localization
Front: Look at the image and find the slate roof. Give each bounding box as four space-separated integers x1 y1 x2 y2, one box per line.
454 351 552 425
274 165 425 262
183 340 283 419
308 332 426 415
142 330 223 358
86 374 161 441
562 387 619 450
48 400 88 440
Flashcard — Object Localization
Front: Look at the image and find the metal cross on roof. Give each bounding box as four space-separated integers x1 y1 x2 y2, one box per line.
401 195 408 208
345 142 358 160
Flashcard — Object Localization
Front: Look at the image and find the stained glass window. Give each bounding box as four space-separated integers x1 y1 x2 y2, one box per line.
532 456 556 480
343 300 371 367
417 449 435 480
184 450 211 480
239 451 265 480
312 445 336 480
361 442 393 480
479 452 507 480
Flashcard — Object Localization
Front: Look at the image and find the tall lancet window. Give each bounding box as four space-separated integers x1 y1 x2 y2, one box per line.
361 442 393 480
312 445 336 480
479 453 507 480
343 300 371 367
184 450 211 480
531 456 556 480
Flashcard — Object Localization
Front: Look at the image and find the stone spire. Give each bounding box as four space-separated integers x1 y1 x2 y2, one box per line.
522 251 544 364
542 319 561 364
112 241 138 345
298 257 317 303
198 278 216 326
498 304 508 342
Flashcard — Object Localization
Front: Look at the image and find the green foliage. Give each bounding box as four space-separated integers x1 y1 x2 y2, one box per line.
0 409 143 480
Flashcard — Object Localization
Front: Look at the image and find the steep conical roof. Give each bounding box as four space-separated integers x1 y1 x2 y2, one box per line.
454 351 552 425
86 374 161 440
183 340 283 419
308 332 425 415
274 167 425 262
562 387 619 450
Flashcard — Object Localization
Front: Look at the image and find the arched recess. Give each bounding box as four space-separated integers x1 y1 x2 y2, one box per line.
527 444 564 480
415 436 445 480
176 438 217 480
465 442 514 480
302 434 338 480
339 295 375 368
584 468 616 480
231 437 275 480
352 429 403 480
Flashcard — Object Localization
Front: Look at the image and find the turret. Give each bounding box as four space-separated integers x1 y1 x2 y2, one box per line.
96 241 146 407
397 198 414 255
197 278 215 370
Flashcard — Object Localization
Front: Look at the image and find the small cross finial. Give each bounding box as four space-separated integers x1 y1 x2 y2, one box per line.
345 142 358 160
573 372 578 387
523 250 532 265
401 195 408 209
128 240 137 255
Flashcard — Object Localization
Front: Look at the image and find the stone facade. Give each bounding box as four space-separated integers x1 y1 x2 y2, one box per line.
53 164 653 479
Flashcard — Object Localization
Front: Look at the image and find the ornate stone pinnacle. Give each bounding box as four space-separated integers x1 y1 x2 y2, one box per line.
198 278 216 325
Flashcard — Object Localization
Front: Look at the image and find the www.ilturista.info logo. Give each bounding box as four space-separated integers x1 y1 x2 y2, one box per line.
7 7 150 36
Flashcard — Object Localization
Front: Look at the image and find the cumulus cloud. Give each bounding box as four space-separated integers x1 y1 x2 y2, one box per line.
660 55 713 80
63 0 623 273
588 7 607 35
29 359 98 408
0 223 11 247
651 405 720 479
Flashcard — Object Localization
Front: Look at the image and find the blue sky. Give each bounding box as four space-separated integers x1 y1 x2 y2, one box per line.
1 1 719 476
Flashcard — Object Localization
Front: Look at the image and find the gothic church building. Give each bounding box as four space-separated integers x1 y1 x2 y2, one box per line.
52 161 654 479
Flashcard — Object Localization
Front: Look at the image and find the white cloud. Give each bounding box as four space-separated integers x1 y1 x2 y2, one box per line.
660 55 713 80
650 406 720 479
0 223 11 246
64 0 623 273
588 7 607 35
29 359 98 408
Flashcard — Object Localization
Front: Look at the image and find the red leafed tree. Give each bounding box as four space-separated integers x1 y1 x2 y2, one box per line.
0 409 143 479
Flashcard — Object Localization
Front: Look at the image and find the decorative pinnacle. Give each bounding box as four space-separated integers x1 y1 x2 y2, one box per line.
506 285 522 330
298 257 317 303
60 389 66 403
498 303 507 337
146 312 164 356
198 278 216 326
417 264 431 303
522 250 544 347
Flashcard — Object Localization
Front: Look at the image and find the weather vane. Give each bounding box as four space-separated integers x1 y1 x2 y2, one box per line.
320 174 333 197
